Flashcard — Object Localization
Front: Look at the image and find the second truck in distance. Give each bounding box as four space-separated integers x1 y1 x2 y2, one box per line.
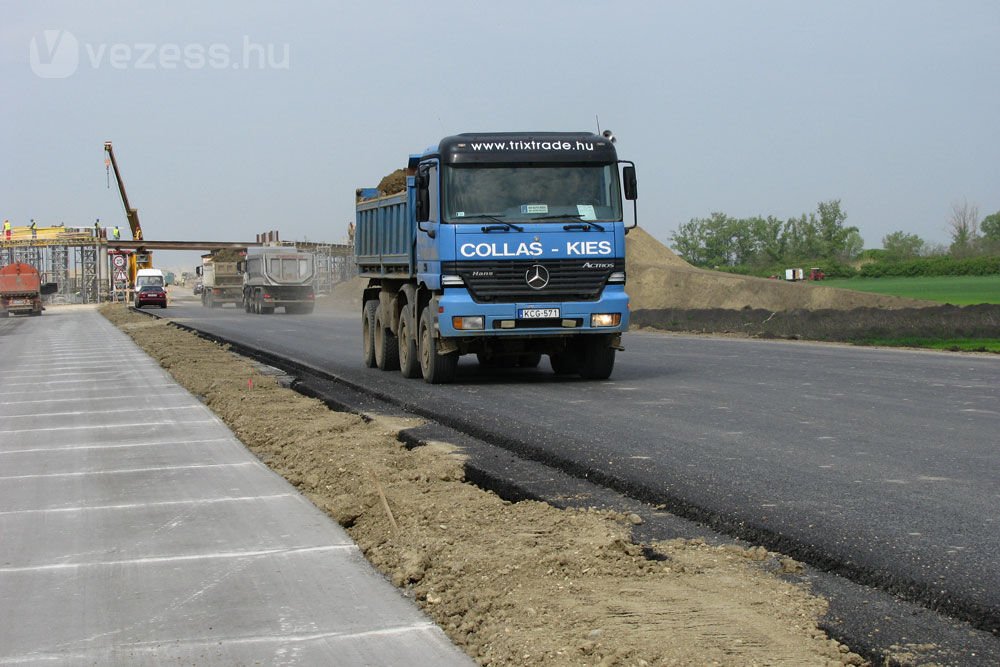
239 246 316 314
355 131 637 384
197 251 243 308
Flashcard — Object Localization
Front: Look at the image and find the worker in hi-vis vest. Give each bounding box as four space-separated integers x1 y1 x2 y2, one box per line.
3 219 10 240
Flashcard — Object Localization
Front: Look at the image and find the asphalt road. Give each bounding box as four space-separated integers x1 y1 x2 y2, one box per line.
161 297 1000 637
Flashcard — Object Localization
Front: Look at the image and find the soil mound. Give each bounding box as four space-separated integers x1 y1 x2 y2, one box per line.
377 168 407 196
626 229 935 312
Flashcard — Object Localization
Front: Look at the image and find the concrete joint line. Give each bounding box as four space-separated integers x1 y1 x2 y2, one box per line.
0 545 355 573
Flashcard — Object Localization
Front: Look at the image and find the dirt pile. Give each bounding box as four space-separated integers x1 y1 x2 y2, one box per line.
101 304 867 666
625 228 935 311
377 168 407 196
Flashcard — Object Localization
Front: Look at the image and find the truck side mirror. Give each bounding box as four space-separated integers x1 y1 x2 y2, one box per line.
236 261 245 273
414 167 435 237
415 169 430 223
623 165 638 201
195 266 203 276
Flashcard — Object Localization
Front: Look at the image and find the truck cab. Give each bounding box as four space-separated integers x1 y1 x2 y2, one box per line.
356 132 638 383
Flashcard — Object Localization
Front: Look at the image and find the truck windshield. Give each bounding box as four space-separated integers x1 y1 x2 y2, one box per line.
443 164 622 223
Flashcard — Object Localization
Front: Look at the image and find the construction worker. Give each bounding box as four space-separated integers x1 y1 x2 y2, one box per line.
3 219 10 241
112 225 120 240
30 219 37 239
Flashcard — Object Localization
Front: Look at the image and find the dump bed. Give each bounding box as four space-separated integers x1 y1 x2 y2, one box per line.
0 263 41 296
355 190 415 278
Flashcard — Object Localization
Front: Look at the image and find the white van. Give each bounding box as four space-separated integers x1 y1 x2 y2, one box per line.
135 268 165 290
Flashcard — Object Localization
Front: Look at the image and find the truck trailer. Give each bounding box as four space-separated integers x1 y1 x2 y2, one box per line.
197 252 243 308
356 131 638 384
0 263 57 317
239 246 316 314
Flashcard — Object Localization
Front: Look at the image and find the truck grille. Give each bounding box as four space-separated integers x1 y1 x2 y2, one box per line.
442 259 623 303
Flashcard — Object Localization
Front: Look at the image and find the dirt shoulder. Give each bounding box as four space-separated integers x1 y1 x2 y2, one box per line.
101 305 866 666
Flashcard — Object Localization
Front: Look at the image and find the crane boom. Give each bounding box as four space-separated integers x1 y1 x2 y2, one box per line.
103 141 143 241
104 141 152 289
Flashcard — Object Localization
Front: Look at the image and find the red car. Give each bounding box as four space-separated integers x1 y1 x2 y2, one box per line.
134 285 167 308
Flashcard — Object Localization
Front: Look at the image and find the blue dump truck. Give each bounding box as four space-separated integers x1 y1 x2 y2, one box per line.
355 132 637 384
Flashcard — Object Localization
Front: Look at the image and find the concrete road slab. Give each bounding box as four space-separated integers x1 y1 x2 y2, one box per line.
0 307 472 666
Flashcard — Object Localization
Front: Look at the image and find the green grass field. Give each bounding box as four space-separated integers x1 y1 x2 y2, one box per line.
855 338 1000 353
823 275 1000 305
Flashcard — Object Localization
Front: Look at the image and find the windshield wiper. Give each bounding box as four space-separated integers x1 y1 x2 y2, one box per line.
532 213 582 221
563 221 606 232
461 214 524 232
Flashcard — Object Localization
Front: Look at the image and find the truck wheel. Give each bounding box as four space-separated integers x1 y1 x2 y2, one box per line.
362 301 378 368
549 351 579 376
419 307 458 384
579 335 616 380
374 307 400 371
397 307 421 378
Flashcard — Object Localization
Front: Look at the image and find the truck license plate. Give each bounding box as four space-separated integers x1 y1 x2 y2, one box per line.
11 299 28 305
518 308 559 319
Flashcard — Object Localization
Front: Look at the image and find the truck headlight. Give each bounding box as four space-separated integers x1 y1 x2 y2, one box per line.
452 315 484 330
591 313 621 327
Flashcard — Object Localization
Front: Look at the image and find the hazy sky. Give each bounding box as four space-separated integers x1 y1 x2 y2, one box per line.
3 1 998 271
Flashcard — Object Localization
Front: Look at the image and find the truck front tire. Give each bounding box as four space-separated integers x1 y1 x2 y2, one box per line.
419 307 458 384
579 335 616 380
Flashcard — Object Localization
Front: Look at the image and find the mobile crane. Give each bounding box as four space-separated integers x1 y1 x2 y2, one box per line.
104 141 153 287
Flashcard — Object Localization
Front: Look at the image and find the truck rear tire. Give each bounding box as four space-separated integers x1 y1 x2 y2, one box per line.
397 307 421 378
374 308 400 371
419 307 458 384
579 335 616 380
363 301 377 368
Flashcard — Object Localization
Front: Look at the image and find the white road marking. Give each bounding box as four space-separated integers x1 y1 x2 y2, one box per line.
0 437 233 455
0 419 217 435
0 545 355 573
0 461 257 481
0 493 299 516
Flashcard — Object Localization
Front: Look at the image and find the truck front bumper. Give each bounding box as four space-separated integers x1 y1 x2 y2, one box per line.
435 286 629 338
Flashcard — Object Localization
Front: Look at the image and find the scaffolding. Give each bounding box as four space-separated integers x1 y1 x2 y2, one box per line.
1 226 105 304
309 243 356 295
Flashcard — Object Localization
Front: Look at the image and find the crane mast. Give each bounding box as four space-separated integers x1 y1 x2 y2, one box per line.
104 141 152 286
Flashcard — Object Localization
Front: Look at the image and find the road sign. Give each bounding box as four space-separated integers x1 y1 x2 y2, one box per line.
112 254 126 268
114 269 127 283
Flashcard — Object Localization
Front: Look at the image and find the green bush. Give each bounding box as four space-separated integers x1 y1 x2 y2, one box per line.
858 255 1000 278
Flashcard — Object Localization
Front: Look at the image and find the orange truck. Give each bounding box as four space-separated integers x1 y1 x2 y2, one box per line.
0 263 57 317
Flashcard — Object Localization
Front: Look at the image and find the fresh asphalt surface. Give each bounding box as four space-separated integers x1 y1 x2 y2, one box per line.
163 299 1000 649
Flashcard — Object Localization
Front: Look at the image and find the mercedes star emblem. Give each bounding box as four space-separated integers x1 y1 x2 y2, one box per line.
525 264 550 290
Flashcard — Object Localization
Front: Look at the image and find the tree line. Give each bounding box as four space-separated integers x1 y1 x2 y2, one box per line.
670 200 1000 277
